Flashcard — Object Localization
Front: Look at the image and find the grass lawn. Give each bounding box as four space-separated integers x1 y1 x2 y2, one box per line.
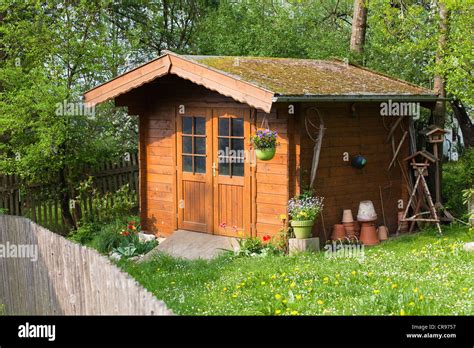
120 225 473 316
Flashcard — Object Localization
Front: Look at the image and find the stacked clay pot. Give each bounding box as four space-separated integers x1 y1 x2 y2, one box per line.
342 209 357 239
377 225 389 241
357 201 380 246
331 224 347 240
353 220 361 237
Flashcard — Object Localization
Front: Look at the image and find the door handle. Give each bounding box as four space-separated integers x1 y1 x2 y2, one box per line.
212 162 217 177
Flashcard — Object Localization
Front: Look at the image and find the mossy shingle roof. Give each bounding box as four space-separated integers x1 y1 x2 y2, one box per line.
185 55 433 96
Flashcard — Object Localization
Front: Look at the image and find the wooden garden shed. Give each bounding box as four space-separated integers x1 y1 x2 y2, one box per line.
84 51 439 240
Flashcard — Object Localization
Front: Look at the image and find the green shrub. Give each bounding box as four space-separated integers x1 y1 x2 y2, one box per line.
89 217 158 257
68 222 103 245
234 236 282 257
442 148 474 218
91 219 126 253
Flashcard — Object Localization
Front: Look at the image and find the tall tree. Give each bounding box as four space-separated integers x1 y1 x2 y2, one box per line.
350 0 368 59
433 0 448 126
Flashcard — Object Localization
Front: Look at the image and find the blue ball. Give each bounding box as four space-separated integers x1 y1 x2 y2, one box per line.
351 155 367 169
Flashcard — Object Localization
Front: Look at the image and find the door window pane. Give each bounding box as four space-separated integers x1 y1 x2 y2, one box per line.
232 162 244 177
182 136 192 154
194 137 206 155
231 118 244 137
183 155 193 172
231 138 244 152
183 117 192 134
195 157 206 173
219 118 229 136
195 117 206 135
219 161 230 176
218 138 229 153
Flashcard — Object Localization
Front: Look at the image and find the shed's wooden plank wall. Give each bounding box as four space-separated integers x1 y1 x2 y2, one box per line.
297 102 408 240
254 107 290 236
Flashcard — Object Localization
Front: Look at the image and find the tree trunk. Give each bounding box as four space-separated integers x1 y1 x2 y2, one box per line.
433 1 448 125
59 168 76 233
432 1 449 205
350 0 368 57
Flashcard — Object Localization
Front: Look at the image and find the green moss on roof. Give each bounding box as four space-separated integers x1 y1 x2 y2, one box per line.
187 55 433 96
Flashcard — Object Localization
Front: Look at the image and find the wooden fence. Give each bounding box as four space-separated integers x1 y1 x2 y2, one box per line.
0 215 172 315
0 153 139 233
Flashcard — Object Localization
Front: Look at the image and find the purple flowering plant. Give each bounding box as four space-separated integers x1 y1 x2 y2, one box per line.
251 129 278 150
288 195 324 222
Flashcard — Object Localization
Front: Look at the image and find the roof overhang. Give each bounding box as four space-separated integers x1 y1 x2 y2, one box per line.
84 51 441 114
272 94 442 103
84 52 275 113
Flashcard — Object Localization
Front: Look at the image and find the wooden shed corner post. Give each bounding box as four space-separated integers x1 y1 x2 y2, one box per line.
138 113 148 232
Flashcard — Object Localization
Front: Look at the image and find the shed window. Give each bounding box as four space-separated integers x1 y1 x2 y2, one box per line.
182 116 206 174
217 117 244 177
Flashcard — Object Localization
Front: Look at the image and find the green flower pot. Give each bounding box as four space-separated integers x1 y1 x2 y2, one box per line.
291 220 314 239
255 147 276 161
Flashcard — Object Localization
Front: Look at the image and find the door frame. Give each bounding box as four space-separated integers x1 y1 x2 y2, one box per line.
175 106 252 237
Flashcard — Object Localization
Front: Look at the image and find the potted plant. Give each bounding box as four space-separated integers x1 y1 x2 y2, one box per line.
288 193 324 239
251 129 278 161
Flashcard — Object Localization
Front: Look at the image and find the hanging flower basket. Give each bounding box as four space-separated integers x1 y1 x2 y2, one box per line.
255 147 276 161
251 129 278 161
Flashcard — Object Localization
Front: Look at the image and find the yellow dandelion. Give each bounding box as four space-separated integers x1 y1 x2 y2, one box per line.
271 275 277 280
351 271 357 275
419 294 424 301
391 283 398 289
296 295 302 300
232 293 238 298
290 282 296 288
400 309 406 316
336 273 340 278
317 299 324 305
408 302 415 306
275 294 282 300
413 287 419 293
373 289 380 295
223 287 228 292
334 281 339 285
282 299 288 304
275 309 281 315
284 278 289 282
261 281 266 285
462 288 468 292
291 310 299 315
323 277 329 282
368 272 374 277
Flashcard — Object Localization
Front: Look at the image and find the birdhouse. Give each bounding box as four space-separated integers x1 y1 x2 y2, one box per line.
404 150 437 176
426 127 448 144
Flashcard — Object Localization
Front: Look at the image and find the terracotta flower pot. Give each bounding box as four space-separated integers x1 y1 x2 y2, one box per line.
255 147 276 161
357 200 378 221
353 221 361 235
331 224 346 240
291 220 314 239
343 222 356 238
377 225 389 241
359 222 379 246
342 209 354 223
